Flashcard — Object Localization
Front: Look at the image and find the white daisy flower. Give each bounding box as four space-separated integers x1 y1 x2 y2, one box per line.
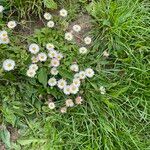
48 77 57 87
79 71 86 80
65 32 73 41
84 36 92 45
51 58 60 67
75 96 83 105
63 85 71 95
60 107 67 114
74 73 80 79
56 52 63 60
48 50 57 58
44 12 52 20
0 30 8 39
29 64 38 71
73 78 80 87
31 56 39 63
65 99 74 107
0 37 10 44
70 84 79 94
50 67 58 76
2 59 15 71
0 5 4 13
79 47 87 54
26 69 36 78
100 86 106 95
70 64 79 72
59 9 68 17
38 52 47 62
57 79 67 89
29 43 40 54
85 68 94 78
103 50 109 57
7 21 17 29
48 102 55 109
46 43 54 51
47 21 55 28
72 24 81 32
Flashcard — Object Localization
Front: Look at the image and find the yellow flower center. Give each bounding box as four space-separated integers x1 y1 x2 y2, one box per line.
7 64 12 67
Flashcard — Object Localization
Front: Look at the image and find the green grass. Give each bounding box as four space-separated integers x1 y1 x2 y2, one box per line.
0 0 150 150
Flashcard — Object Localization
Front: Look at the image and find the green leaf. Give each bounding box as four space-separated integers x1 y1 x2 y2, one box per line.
59 68 73 80
102 99 115 109
38 68 47 88
44 0 57 9
111 86 129 98
0 128 11 148
2 108 16 126
17 139 47 145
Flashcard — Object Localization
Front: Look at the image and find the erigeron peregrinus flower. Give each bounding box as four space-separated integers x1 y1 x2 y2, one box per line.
84 36 92 45
65 99 74 107
70 64 79 72
0 37 10 44
60 107 67 114
51 67 59 76
75 96 83 105
0 31 8 39
47 21 55 28
44 12 52 20
46 43 54 51
70 84 79 94
29 43 40 54
56 52 63 60
63 85 71 95
57 79 67 89
79 47 87 54
103 50 109 57
26 69 36 78
48 50 57 58
51 58 60 67
65 32 73 41
0 5 4 13
29 64 38 71
31 56 39 63
73 78 80 87
38 52 47 62
73 24 81 32
2 59 15 71
100 86 106 95
7 21 17 29
48 102 55 109
79 71 86 80
48 77 57 87
85 68 94 78
59 9 68 17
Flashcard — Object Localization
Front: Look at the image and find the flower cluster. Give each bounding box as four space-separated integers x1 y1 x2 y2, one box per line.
27 42 63 77
1 29 16 71
64 14 92 54
1 7 96 114
44 8 68 28
26 9 95 113
65 29 92 54
48 96 84 114
27 40 95 95
48 64 94 95
44 12 55 28
0 30 10 44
